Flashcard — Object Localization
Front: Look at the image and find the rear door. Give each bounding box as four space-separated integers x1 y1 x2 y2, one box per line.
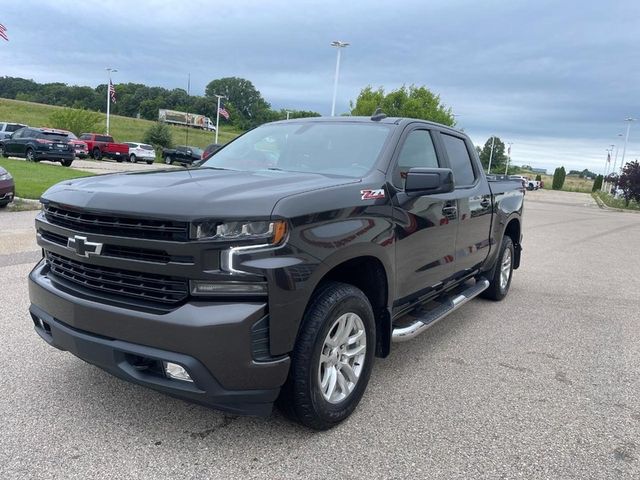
437 131 492 279
391 126 458 309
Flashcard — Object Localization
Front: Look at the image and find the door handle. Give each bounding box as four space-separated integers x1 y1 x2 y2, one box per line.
442 205 457 215
480 198 491 208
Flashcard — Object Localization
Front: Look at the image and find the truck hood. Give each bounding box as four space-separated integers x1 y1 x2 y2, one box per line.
42 168 359 219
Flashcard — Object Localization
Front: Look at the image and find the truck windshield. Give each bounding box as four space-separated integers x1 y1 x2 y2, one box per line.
201 122 393 177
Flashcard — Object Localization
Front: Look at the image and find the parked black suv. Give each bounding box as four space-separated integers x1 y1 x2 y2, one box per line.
0 127 74 166
29 116 524 429
162 145 204 165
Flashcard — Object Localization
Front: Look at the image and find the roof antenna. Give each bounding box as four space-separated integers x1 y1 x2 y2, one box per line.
371 107 387 122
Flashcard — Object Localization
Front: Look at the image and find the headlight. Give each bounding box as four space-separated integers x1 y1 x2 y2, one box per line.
192 220 288 244
0 172 12 181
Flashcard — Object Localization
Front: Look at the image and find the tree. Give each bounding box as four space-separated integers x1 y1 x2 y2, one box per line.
350 85 455 126
478 136 507 172
616 160 640 206
143 122 173 151
592 174 603 192
535 174 542 181
552 166 566 190
205 77 271 129
48 108 102 136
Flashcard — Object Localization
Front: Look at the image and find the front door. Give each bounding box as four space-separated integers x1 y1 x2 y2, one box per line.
392 127 457 310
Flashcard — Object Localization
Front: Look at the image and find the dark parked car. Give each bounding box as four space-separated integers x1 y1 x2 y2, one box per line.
162 145 204 165
29 116 524 429
0 166 15 207
0 127 74 166
0 122 27 140
202 143 222 160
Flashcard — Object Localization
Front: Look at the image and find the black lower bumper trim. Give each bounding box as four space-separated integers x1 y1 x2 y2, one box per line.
30 304 279 416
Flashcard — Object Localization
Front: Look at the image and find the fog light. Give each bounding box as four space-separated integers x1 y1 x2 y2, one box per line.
163 362 193 382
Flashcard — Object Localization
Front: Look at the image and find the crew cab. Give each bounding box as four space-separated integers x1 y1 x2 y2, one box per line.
0 127 74 166
28 116 524 430
162 145 204 166
79 133 129 162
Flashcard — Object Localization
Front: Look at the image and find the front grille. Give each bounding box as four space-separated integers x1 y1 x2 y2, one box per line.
43 204 189 242
45 251 189 305
38 229 192 264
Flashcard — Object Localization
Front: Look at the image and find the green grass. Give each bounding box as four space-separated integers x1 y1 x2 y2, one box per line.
593 191 640 211
0 158 92 199
540 174 594 193
0 98 242 149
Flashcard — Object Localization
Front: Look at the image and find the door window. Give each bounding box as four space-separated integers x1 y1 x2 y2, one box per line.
393 130 439 188
441 134 475 186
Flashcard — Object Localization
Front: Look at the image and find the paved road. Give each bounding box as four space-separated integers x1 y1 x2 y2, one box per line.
9 155 178 175
1 190 639 479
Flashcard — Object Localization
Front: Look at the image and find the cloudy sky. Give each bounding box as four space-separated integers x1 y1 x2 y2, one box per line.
2 0 639 173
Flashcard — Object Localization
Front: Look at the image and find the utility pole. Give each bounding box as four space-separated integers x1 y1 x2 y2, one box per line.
330 41 349 116
105 67 117 135
214 94 225 144
487 136 496 174
286 110 292 120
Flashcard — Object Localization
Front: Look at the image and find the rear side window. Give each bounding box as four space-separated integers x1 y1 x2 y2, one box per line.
394 129 439 187
96 135 113 142
6 124 23 132
441 134 475 186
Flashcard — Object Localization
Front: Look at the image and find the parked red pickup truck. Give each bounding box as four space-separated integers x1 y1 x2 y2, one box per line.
79 133 129 162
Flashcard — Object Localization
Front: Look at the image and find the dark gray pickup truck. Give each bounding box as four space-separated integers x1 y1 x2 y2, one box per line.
29 115 524 429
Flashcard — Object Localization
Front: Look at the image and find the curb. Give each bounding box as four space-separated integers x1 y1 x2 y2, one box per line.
591 194 640 214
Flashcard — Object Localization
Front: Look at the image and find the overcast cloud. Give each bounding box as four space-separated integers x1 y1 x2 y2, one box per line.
2 0 639 173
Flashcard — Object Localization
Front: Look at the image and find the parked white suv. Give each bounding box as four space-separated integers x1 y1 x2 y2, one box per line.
509 175 539 190
0 122 27 141
125 142 156 164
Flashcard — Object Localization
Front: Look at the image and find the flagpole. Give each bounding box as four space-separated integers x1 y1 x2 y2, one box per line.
186 73 190 146
505 142 512 175
214 94 224 144
105 67 117 135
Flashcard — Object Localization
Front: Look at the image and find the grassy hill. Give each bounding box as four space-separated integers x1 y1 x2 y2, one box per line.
0 98 241 148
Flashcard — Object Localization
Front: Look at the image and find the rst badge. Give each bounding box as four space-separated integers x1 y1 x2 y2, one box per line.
360 189 385 200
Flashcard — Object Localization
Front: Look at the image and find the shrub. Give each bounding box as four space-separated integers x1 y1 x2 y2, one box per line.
552 166 566 190
592 174 603 192
48 108 102 136
535 174 542 181
143 122 173 151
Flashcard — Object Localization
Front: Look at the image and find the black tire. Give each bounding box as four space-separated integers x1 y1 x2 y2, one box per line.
277 281 375 430
481 235 514 301
25 148 35 162
164 156 173 165
146 160 154 165
0 202 8 208
60 159 73 167
92 148 102 160
116 157 123 163
130 154 137 163
0 144 6 157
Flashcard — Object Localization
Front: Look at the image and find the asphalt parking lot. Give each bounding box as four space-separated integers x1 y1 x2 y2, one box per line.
1 190 638 479
23 157 179 175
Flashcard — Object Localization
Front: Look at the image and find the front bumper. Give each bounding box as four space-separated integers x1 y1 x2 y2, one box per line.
0 182 14 203
28 262 290 415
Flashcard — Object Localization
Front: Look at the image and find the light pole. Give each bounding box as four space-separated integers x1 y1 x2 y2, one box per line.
619 117 635 173
330 41 349 116
603 144 614 191
286 110 292 120
105 67 117 135
214 94 225 144
487 136 495 174
505 142 513 175
608 133 624 191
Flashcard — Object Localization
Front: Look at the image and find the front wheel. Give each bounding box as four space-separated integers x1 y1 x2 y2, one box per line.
60 159 73 167
25 148 35 162
129 154 137 163
481 235 514 301
146 160 154 165
0 144 6 157
164 156 173 165
277 281 375 430
92 148 102 160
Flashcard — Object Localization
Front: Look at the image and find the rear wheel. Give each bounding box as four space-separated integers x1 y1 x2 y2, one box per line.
277 282 375 430
146 160 154 165
92 148 102 160
481 235 514 301
25 148 35 162
60 159 73 167
0 202 8 209
0 144 6 157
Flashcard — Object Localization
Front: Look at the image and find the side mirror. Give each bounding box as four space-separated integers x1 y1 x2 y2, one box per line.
405 167 454 195
187 150 192 155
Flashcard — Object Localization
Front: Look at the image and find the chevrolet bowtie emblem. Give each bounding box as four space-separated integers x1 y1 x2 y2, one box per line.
67 235 103 258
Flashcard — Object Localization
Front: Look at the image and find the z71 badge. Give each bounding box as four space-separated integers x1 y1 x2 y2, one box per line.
360 189 385 200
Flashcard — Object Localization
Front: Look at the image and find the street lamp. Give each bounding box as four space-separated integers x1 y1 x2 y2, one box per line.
330 41 349 116
105 67 117 135
285 110 292 120
487 136 495 174
505 142 513 175
619 117 636 173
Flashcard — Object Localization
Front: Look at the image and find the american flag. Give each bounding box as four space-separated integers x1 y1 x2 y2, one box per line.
0 24 8 42
607 151 611 162
108 80 117 103
218 103 230 120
